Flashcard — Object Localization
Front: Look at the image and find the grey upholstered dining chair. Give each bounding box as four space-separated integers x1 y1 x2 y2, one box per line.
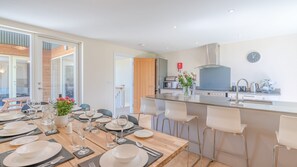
97 109 113 117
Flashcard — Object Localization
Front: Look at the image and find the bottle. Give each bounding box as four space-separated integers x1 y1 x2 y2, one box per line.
66 122 73 134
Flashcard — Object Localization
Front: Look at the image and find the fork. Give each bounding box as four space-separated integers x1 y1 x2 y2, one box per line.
37 155 65 167
88 161 96 167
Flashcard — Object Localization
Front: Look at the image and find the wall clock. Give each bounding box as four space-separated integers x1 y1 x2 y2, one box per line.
247 51 261 63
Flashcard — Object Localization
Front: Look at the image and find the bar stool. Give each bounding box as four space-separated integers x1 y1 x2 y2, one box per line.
163 100 201 164
202 106 248 167
273 115 297 167
138 97 164 130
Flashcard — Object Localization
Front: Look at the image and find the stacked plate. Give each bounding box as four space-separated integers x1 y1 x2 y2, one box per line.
3 140 62 166
100 144 148 167
0 112 25 122
0 121 37 137
79 112 103 119
105 121 134 131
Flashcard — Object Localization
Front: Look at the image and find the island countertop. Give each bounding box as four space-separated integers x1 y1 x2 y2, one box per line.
147 93 297 114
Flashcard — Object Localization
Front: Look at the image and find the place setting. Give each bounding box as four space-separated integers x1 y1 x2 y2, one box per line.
0 111 28 125
97 114 144 139
0 139 74 167
78 135 162 167
0 121 42 144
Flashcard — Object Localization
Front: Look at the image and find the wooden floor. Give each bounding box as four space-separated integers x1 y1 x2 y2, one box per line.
136 114 231 167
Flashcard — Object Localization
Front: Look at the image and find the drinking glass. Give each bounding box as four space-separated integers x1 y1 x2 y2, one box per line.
116 114 128 143
106 132 117 149
48 110 57 134
85 109 95 131
77 124 90 155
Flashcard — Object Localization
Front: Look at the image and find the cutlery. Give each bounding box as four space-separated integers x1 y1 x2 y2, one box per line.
37 155 64 167
136 141 161 156
135 141 158 157
88 161 96 167
5 130 36 141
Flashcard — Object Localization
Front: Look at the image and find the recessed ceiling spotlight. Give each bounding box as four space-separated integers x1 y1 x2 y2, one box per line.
173 26 177 29
228 9 235 13
138 43 145 47
195 41 199 45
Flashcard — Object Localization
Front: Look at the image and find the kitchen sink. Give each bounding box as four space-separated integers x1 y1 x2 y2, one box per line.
229 99 273 105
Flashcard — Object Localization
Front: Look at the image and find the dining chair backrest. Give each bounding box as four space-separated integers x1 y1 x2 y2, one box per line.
128 115 139 125
80 104 90 111
97 109 113 117
140 97 158 115
206 106 241 133
278 115 297 149
165 101 188 122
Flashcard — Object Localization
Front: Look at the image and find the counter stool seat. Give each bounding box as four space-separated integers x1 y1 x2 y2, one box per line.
138 97 165 130
273 115 297 167
162 100 201 166
202 105 249 167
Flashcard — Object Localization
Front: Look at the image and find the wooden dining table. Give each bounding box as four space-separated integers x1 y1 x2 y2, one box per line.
0 115 188 167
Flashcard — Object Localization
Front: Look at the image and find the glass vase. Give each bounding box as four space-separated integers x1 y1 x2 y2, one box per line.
183 86 191 96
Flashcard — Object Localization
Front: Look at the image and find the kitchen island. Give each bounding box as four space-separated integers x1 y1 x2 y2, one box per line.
147 93 297 167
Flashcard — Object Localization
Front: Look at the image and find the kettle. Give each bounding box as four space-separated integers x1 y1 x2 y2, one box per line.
250 82 259 93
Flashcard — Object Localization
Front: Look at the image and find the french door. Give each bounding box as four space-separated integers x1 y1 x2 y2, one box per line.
34 37 79 102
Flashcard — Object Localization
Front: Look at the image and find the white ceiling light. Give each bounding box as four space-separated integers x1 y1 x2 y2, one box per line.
173 26 177 29
228 9 235 13
138 43 145 47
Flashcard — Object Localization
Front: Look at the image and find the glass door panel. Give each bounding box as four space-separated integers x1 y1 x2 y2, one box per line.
0 29 31 106
0 56 9 106
37 38 78 102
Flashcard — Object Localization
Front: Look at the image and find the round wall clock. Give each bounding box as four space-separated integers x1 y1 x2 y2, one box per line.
247 51 261 63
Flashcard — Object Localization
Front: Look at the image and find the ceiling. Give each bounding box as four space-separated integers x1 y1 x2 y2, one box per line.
0 0 297 54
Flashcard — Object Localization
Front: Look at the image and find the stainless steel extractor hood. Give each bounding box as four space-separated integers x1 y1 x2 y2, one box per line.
196 43 222 69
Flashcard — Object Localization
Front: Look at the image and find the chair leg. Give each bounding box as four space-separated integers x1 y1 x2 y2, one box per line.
202 127 211 167
213 129 216 161
196 117 201 154
242 131 249 167
156 115 159 131
162 118 171 135
273 145 280 167
179 123 184 138
152 116 155 130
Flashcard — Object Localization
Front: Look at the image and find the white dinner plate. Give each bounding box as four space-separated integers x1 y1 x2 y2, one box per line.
71 106 82 111
3 141 62 167
134 130 154 138
4 121 28 128
79 112 103 119
100 147 148 167
0 125 37 137
0 113 25 122
105 121 134 131
96 117 112 124
10 135 39 146
72 111 85 115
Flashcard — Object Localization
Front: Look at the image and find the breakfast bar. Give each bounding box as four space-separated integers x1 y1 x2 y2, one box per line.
147 93 297 167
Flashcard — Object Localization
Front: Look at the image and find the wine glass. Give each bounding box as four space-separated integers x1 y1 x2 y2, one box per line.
85 109 95 131
31 101 41 119
48 111 57 134
116 114 128 143
77 124 90 155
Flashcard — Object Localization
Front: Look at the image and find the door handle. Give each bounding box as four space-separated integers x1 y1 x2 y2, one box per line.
38 87 43 90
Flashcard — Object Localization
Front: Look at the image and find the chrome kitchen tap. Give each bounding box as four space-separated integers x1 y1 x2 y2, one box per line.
236 78 249 103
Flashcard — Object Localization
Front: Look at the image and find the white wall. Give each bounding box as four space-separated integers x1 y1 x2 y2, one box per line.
161 34 297 102
0 18 156 111
115 57 132 106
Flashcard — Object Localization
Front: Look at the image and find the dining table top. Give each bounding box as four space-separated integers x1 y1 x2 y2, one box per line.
0 113 188 167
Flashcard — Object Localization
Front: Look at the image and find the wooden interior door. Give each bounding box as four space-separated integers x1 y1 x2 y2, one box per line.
133 58 155 113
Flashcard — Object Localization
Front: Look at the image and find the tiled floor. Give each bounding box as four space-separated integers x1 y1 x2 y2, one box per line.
136 114 231 167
